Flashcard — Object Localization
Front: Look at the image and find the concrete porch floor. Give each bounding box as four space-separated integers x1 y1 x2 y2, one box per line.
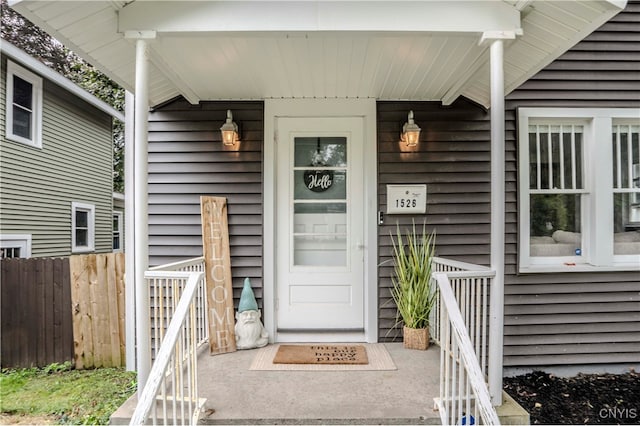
111 343 442 425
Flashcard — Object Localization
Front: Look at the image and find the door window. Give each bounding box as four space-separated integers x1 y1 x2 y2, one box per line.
292 137 348 267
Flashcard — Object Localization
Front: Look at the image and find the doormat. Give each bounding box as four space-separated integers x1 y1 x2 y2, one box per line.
274 344 368 365
250 344 397 371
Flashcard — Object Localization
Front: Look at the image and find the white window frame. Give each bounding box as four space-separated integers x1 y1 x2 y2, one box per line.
113 211 123 253
72 202 95 253
518 108 640 273
5 60 43 148
0 234 32 258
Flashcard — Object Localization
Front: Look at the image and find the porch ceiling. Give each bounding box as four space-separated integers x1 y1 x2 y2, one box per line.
10 0 626 108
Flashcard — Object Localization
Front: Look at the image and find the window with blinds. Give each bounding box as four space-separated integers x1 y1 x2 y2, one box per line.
612 124 640 255
518 108 640 272
527 124 585 259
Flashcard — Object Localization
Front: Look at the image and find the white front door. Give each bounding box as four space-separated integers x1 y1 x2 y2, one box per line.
276 117 364 331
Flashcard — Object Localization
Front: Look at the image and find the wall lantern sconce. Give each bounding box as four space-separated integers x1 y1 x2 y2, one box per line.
400 110 421 147
220 109 240 146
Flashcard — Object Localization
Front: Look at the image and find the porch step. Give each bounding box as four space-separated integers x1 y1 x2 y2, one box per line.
110 393 529 425
201 343 440 425
111 343 442 425
496 391 531 425
199 416 440 425
111 395 441 425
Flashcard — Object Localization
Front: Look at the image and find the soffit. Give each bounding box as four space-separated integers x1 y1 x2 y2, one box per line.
10 0 626 108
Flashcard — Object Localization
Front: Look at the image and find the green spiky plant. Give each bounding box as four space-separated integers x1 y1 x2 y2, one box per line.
390 222 437 330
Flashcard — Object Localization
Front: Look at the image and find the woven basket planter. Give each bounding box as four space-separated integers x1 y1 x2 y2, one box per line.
403 326 430 350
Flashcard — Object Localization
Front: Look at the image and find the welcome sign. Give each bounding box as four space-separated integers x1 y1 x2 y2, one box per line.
201 196 237 354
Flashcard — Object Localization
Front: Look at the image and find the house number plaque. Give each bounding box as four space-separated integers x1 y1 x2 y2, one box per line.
386 184 427 214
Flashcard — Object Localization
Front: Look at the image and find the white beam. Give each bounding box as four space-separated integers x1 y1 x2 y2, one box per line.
606 0 628 9
488 38 505 407
119 1 521 34
133 38 151 394
442 47 490 106
504 0 625 97
124 30 157 40
443 29 522 105
124 30 199 104
480 29 522 44
147 48 200 105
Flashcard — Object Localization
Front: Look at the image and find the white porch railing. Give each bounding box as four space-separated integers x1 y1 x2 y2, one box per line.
433 270 500 425
133 256 499 424
149 257 205 273
148 257 208 358
130 271 205 425
431 257 494 379
130 270 207 425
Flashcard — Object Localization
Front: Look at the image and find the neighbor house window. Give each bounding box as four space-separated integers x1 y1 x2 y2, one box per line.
5 61 43 148
72 202 95 253
113 212 123 252
518 108 640 272
0 234 32 259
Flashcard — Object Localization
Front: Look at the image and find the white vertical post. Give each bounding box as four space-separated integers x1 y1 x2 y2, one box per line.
488 38 505 407
590 117 615 266
132 35 153 393
124 90 136 372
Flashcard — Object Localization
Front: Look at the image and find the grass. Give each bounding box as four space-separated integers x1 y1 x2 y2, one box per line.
1 361 136 425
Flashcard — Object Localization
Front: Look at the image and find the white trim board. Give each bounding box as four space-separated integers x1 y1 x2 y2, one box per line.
0 41 124 121
0 234 32 258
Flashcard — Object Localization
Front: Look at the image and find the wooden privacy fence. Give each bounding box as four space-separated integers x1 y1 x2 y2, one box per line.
1 253 125 369
70 253 126 369
1 257 73 368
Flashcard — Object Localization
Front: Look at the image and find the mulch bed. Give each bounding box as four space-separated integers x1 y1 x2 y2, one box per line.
504 370 639 424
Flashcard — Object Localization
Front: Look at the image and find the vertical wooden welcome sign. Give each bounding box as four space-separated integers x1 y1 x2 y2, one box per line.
201 196 237 354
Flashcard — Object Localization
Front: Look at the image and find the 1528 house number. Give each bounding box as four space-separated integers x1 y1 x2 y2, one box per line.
386 184 427 214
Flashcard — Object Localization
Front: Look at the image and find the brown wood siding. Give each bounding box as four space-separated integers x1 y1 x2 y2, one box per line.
148 100 264 306
377 99 492 340
503 1 640 368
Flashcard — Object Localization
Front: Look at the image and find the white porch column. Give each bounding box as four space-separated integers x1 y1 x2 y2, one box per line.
134 38 150 392
488 37 506 407
127 32 155 393
489 40 505 406
124 90 136 372
483 36 505 406
482 28 521 406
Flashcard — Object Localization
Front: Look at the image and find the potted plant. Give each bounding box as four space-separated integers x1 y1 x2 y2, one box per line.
390 222 437 350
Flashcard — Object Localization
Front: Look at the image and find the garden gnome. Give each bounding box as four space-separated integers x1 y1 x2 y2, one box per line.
235 278 269 349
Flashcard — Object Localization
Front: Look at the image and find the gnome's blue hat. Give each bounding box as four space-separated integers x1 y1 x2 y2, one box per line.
238 277 259 312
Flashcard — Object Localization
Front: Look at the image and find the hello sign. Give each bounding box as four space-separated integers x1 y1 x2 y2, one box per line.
304 170 333 192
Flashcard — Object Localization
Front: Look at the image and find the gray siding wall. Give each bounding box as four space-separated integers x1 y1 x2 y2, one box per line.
377 2 639 367
504 2 640 368
0 55 114 257
147 100 264 305
377 100 492 340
